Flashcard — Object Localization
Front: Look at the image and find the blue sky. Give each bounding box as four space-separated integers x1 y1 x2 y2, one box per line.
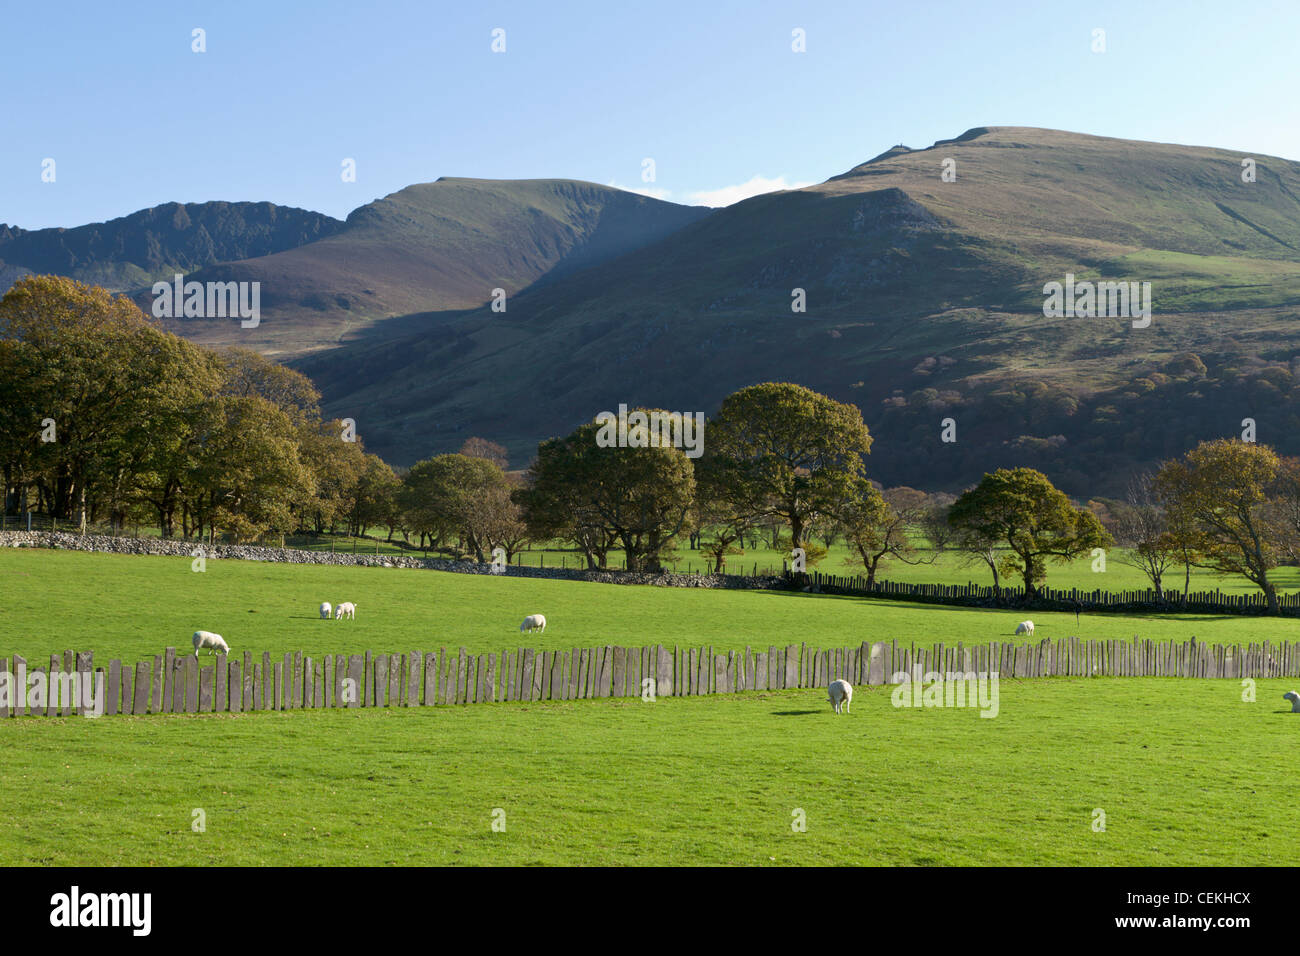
3 0 1297 229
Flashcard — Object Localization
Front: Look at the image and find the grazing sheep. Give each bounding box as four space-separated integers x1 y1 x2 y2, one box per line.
319 602 332 620
1285 691 1300 713
334 602 356 620
192 630 229 658
1014 620 1035 637
828 679 853 714
519 614 547 633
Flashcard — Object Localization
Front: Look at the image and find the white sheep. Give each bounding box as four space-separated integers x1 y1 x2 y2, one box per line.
519 614 547 633
828 679 853 714
1014 620 1035 636
1285 691 1300 713
319 602 332 620
334 602 356 620
192 630 229 658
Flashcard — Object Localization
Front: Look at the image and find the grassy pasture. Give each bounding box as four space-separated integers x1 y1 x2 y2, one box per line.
3 547 1299 867
1 678 1296 866
2 548 1300 665
302 534 1300 602
15 512 1297 600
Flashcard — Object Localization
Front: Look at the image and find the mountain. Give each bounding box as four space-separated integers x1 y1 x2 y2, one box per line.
156 179 714 356
0 202 343 291
289 127 1300 495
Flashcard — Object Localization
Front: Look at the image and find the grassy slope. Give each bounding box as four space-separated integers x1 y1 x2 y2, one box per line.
3 548 1300 666
2 679 1296 866
172 178 711 358
297 127 1300 468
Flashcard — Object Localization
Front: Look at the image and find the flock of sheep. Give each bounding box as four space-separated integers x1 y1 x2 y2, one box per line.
187 607 547 660
189 611 1300 716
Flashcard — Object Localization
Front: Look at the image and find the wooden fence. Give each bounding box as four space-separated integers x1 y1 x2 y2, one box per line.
2 636 1299 717
797 570 1300 616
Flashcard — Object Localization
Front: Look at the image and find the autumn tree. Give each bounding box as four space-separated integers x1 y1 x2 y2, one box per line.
183 394 313 543
399 455 530 562
459 436 509 471
295 420 369 533
1157 439 1282 613
0 275 228 532
838 485 934 587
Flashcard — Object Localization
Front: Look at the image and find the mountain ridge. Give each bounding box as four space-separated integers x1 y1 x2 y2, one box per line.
286 126 1300 496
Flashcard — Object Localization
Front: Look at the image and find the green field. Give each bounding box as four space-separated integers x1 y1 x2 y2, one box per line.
309 535 1300 600
2 678 1296 866
11 512 1297 599
4 546 1300 867
2 548 1300 666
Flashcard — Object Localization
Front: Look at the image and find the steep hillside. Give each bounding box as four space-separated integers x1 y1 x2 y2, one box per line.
0 202 343 291
293 128 1300 494
162 179 713 355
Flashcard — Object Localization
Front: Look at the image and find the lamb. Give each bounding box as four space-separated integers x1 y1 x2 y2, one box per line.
192 630 229 658
319 602 332 620
1014 620 1035 636
827 679 853 714
334 602 356 620
1285 691 1300 713
519 614 547 633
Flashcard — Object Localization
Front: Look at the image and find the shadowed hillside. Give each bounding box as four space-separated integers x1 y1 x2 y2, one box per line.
0 202 343 291
159 178 713 356
291 127 1300 494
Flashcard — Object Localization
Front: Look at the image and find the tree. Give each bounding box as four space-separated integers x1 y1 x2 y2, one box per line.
400 454 514 561
347 455 401 538
839 484 933 587
917 493 958 554
1157 439 1282 613
693 483 754 575
1267 457 1300 566
951 523 1017 603
184 394 313 543
459 437 509 470
0 275 223 533
697 383 872 549
219 347 321 426
295 420 369 533
1108 472 1180 601
472 477 531 564
948 468 1111 601
516 413 695 572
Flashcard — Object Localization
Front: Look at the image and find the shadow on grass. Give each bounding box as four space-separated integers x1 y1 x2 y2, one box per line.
771 710 822 716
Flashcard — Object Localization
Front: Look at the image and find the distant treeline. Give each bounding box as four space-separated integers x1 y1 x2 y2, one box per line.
6 277 1300 613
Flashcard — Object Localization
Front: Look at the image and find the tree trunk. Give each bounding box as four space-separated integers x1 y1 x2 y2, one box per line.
789 515 805 550
1264 579 1280 615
